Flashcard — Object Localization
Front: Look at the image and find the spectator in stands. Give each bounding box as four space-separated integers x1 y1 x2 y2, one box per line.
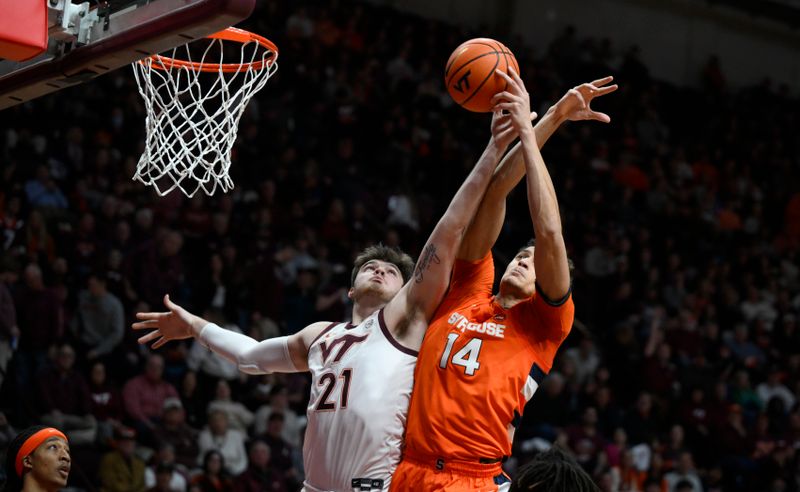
88 360 124 445
233 439 287 492
122 354 179 443
258 413 294 478
756 367 796 411
191 450 233 492
178 371 205 430
156 397 199 471
146 462 178 492
661 451 704 492
131 230 185 308
144 443 187 492
37 343 97 446
206 380 253 433
12 263 63 387
253 385 304 449
99 426 146 492
197 410 247 477
566 407 605 473
24 166 68 211
70 271 125 366
0 261 18 390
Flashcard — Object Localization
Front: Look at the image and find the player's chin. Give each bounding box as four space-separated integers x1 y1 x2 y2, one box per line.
500 274 518 288
52 469 69 487
501 276 532 297
357 284 393 302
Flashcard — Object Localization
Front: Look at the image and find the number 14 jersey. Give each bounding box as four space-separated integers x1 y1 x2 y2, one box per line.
403 253 574 462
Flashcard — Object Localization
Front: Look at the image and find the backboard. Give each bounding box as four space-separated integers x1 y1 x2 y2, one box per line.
0 0 256 110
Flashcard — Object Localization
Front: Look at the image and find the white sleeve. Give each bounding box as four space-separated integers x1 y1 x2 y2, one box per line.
197 323 299 375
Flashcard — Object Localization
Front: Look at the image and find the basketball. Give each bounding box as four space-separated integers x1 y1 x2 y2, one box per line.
444 38 519 113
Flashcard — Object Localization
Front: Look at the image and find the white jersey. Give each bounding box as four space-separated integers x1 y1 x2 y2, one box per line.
302 308 418 492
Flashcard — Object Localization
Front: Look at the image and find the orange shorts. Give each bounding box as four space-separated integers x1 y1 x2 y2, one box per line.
391 455 511 492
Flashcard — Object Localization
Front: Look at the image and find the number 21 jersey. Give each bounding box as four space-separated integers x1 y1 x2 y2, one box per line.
303 309 418 492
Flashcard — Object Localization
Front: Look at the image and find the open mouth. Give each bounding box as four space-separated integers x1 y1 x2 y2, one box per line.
58 467 70 478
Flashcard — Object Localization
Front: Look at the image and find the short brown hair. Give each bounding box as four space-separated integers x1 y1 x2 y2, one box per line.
351 245 415 286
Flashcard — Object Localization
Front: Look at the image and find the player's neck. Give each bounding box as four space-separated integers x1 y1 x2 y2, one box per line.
351 298 386 324
22 477 55 492
493 292 526 310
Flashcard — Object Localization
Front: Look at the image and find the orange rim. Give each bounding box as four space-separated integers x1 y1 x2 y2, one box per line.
141 27 278 73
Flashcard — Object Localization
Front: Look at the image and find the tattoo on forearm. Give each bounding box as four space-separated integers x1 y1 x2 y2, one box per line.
414 244 441 283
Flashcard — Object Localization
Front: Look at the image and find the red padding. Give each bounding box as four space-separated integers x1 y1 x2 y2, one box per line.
0 0 48 61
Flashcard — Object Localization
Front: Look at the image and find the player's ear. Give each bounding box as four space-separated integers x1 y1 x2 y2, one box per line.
23 454 33 471
347 287 355 300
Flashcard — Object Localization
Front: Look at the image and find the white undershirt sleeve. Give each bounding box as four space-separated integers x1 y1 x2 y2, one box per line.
197 323 299 375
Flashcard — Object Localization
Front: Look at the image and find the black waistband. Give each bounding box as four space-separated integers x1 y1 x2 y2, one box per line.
351 478 384 491
479 456 508 464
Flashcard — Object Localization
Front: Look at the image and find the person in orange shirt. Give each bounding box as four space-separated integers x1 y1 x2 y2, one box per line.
392 70 617 491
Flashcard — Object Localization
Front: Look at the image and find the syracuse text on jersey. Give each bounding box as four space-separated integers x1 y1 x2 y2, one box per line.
447 311 505 338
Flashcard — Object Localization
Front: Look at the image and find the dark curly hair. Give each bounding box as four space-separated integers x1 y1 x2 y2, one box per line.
510 446 599 492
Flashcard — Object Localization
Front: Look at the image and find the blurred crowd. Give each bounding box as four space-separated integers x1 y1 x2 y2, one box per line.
0 1 799 491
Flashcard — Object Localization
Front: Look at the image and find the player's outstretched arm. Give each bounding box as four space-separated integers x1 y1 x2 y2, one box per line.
134 295 327 373
494 69 570 300
384 113 514 348
458 76 617 261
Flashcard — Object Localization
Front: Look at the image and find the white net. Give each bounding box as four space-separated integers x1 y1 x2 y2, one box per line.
132 29 278 197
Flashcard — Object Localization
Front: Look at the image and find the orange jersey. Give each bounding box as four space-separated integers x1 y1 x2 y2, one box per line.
403 253 573 461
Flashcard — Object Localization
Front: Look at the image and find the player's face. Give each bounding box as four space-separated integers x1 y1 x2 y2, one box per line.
349 260 404 303
27 437 70 489
499 246 536 298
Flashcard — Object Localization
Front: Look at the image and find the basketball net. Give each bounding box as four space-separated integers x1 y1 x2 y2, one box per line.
132 28 278 197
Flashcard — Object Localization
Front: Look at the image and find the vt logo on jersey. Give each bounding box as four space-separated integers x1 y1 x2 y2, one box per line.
320 333 369 364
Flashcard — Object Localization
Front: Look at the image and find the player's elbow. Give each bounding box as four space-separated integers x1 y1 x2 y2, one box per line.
237 349 268 375
238 360 269 375
437 216 469 239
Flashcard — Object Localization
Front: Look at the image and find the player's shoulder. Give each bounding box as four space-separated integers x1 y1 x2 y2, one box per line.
300 320 341 346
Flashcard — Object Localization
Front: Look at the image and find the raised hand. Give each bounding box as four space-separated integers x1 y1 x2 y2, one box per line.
490 68 534 135
490 107 537 150
555 76 618 123
133 295 204 349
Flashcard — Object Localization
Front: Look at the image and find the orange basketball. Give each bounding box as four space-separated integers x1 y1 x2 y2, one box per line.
444 38 519 113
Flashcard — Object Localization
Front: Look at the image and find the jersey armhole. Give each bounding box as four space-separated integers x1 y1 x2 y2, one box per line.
534 282 572 307
378 309 418 357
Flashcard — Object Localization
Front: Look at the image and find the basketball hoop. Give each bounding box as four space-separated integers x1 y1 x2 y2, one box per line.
132 27 278 197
